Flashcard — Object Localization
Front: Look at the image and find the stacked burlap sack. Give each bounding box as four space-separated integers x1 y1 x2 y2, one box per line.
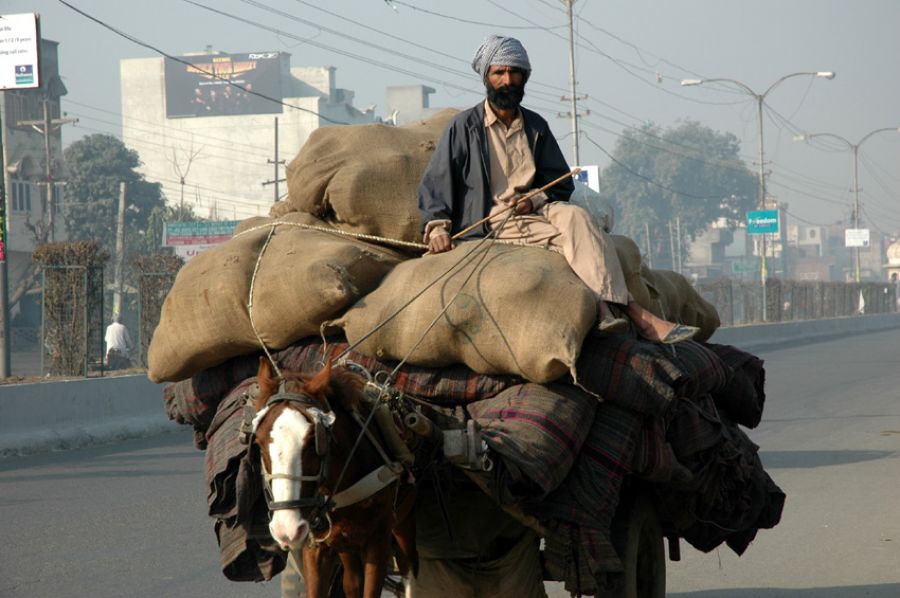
148 111 720 384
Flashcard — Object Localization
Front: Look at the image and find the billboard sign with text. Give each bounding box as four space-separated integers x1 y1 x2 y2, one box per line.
0 13 40 90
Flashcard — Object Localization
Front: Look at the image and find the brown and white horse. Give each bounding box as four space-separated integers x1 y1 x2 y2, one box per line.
251 357 417 598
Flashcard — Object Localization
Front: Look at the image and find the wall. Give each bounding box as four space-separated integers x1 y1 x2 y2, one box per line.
0 374 174 457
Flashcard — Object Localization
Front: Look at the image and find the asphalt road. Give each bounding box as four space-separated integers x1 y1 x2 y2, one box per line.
2 329 900 597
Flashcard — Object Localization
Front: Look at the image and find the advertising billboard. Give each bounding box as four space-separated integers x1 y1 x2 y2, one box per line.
164 52 283 118
0 13 40 90
844 228 870 248
747 209 779 234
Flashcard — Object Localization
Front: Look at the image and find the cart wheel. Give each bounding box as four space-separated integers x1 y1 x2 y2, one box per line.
613 495 666 598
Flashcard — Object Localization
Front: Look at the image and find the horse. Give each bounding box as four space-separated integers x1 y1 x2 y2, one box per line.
250 356 418 598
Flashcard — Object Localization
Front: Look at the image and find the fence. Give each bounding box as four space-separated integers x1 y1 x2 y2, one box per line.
698 278 897 326
40 265 105 377
136 271 179 368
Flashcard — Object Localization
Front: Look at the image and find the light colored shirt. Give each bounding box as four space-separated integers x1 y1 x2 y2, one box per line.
105 322 132 357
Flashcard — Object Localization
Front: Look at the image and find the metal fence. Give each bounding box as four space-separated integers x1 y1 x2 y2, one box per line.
136 271 179 368
698 278 897 326
40 265 105 377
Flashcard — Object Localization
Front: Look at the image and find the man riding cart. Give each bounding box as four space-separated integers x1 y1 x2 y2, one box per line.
154 35 782 598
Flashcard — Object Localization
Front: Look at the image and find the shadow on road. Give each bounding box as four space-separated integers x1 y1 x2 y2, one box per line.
668 584 900 597
759 449 899 469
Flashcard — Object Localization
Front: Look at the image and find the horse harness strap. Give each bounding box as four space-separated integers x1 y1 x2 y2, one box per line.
249 379 405 514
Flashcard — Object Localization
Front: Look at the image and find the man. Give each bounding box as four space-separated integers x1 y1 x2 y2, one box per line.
418 35 696 343
104 315 132 369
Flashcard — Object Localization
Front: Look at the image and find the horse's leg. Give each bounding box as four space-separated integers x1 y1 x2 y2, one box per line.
391 512 418 578
338 551 364 598
301 544 335 598
361 530 393 598
392 488 419 578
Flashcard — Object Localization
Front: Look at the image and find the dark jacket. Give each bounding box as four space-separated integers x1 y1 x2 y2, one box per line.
418 102 575 239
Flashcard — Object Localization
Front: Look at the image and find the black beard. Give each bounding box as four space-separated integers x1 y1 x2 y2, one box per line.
486 83 525 110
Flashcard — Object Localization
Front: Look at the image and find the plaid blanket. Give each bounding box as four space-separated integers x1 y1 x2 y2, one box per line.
204 379 287 581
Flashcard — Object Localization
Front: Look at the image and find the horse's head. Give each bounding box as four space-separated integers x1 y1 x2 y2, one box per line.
250 356 364 551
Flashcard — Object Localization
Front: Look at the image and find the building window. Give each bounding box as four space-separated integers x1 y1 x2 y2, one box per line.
10 180 32 212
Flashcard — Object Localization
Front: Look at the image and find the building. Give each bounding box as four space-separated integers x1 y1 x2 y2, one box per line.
1 37 67 317
386 85 439 125
119 51 376 219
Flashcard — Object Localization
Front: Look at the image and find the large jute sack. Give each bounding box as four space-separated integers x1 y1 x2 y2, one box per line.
611 234 653 309
640 267 721 342
285 108 458 245
148 213 405 383
330 242 597 383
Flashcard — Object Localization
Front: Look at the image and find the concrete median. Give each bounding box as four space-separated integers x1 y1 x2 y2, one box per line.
0 374 176 457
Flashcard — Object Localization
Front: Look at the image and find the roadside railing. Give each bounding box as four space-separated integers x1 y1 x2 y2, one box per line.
698 279 897 326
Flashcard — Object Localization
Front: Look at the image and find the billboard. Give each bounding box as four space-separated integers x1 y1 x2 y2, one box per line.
844 228 870 248
0 13 40 90
747 209 779 234
164 52 283 118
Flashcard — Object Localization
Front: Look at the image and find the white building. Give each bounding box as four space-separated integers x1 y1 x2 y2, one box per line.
119 51 376 219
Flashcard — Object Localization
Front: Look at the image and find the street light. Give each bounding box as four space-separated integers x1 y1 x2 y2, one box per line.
794 127 900 281
681 72 836 321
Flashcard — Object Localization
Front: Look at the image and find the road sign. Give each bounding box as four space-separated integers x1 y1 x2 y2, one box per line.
732 259 759 274
163 220 240 246
845 228 870 248
0 13 40 90
747 210 779 234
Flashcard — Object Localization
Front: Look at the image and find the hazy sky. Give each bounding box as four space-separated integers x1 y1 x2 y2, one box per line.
6 0 900 232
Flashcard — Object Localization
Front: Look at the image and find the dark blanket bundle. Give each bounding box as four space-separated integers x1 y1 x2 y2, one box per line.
163 335 783 592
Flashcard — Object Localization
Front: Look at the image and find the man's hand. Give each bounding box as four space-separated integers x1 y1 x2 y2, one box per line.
428 232 454 254
512 196 534 216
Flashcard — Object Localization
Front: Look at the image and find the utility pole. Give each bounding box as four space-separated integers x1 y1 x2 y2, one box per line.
113 182 126 320
644 222 653 269
263 117 286 201
18 97 76 242
564 0 580 165
0 108 10 378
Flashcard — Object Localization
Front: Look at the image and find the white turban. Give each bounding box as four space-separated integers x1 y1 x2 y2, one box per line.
471 35 531 81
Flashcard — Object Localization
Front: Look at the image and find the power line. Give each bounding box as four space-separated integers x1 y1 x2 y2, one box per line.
385 0 566 30
56 0 349 124
581 131 737 201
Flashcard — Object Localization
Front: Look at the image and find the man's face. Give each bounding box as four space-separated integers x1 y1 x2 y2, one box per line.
485 65 526 110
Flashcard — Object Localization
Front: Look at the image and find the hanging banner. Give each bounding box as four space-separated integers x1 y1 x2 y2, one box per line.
0 13 40 90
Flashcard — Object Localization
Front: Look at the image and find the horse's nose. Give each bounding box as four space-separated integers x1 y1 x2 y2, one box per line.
269 512 309 550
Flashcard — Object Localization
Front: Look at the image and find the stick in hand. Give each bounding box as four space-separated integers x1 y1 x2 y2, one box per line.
450 168 582 241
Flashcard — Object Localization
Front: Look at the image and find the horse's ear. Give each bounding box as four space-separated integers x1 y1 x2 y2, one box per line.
257 356 273 383
305 360 333 398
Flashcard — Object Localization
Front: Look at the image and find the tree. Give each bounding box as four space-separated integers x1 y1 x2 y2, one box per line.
597 121 757 268
62 134 166 255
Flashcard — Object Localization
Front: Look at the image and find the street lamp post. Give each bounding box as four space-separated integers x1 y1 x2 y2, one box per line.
794 127 900 282
681 72 835 321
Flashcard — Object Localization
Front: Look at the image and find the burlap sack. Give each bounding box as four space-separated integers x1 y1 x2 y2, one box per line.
611 234 653 309
640 267 721 342
330 242 596 383
285 109 458 245
148 213 405 382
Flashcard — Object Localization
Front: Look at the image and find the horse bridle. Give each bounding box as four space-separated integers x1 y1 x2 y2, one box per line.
244 380 337 536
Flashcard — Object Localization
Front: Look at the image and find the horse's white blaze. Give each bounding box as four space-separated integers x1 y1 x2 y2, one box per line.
267 408 313 550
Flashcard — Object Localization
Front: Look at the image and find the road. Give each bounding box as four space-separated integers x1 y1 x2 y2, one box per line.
2 329 899 597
